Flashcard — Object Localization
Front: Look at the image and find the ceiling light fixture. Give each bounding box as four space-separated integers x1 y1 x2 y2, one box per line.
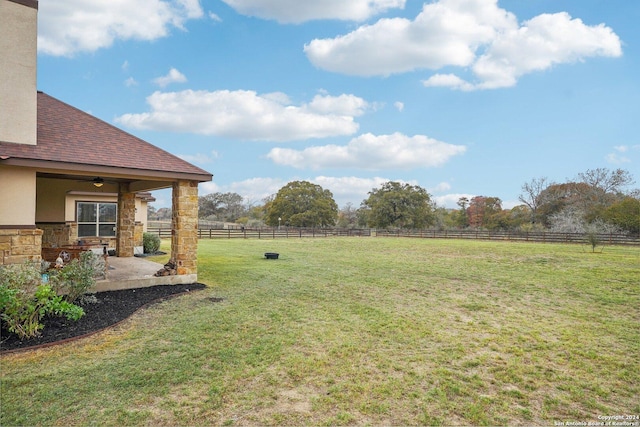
92 177 104 188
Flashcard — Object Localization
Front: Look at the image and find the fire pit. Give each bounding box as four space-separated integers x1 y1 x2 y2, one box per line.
264 252 279 260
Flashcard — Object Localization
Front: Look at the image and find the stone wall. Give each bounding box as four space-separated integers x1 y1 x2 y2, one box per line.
134 222 144 254
116 184 136 257
38 222 77 248
171 180 199 276
0 228 43 265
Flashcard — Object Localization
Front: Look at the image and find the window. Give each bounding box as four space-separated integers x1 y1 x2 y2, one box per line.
77 202 117 237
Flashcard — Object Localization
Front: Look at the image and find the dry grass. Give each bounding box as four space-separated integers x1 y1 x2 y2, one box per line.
1 238 638 426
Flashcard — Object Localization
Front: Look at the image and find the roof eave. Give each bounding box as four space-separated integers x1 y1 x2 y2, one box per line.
0 157 213 183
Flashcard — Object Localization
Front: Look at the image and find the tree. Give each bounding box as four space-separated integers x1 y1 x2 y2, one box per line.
602 197 640 234
147 205 158 220
337 203 359 228
519 177 550 225
508 205 535 231
467 196 504 230
361 181 434 229
198 192 246 222
265 181 338 227
536 182 592 227
577 168 635 194
455 197 470 228
433 206 457 230
155 207 172 221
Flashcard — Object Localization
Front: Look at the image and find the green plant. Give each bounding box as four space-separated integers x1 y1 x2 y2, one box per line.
584 231 601 253
0 260 42 294
143 232 161 254
0 261 84 339
50 251 97 302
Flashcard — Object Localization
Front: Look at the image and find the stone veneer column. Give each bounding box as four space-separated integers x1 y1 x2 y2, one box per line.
0 228 43 265
171 180 199 276
116 183 136 257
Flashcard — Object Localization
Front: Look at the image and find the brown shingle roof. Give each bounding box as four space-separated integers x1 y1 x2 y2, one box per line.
0 92 212 182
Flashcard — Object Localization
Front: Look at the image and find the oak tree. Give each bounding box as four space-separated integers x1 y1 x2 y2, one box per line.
265 181 338 227
361 181 434 229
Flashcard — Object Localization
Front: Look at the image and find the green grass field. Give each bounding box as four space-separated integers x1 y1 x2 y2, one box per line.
1 238 638 426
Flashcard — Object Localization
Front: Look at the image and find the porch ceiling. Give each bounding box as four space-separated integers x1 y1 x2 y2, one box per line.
36 171 174 193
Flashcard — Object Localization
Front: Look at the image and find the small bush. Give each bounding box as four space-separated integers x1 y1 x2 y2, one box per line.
50 251 97 303
143 232 161 254
0 260 41 294
0 262 84 339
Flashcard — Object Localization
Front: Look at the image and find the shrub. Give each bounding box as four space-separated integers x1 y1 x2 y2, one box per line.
0 262 84 339
0 260 41 294
50 251 98 303
143 232 161 254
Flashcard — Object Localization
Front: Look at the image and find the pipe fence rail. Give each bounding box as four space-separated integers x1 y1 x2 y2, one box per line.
146 226 639 245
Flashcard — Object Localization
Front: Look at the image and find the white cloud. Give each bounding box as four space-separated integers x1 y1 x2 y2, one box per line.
468 12 623 90
153 68 188 87
305 94 369 117
394 101 404 112
305 0 515 76
200 177 287 203
38 0 203 56
606 145 639 164
177 150 219 164
312 176 400 207
422 74 474 91
220 0 405 24
502 200 520 210
429 182 451 193
305 0 622 89
433 193 476 209
198 175 422 209
124 77 138 87
121 60 130 71
267 132 466 170
209 12 222 22
115 89 367 141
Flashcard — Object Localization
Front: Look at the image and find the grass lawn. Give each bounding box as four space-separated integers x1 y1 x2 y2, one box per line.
1 238 638 426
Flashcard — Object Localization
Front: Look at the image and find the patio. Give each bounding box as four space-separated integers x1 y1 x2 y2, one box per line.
94 256 198 292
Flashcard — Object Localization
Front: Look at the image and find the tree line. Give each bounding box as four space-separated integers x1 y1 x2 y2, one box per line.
150 168 639 235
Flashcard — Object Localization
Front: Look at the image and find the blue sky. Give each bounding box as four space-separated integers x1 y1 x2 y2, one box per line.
36 0 639 209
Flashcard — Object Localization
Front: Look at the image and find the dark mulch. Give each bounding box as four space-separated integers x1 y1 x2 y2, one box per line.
0 283 206 353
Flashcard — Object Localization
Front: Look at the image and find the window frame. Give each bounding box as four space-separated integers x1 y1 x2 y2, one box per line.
76 201 117 238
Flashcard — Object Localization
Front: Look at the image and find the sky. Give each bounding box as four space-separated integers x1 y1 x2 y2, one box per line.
36 0 640 210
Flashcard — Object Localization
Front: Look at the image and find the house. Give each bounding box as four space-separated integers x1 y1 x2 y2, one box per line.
0 0 213 282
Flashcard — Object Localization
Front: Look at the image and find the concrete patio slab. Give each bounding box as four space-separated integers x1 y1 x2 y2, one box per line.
93 256 197 292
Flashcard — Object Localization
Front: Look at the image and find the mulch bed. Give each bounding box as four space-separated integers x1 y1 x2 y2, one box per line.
0 283 206 353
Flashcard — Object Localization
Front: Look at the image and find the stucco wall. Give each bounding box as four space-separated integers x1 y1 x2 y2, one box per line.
35 178 119 222
36 178 150 224
0 0 37 145
0 166 36 225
